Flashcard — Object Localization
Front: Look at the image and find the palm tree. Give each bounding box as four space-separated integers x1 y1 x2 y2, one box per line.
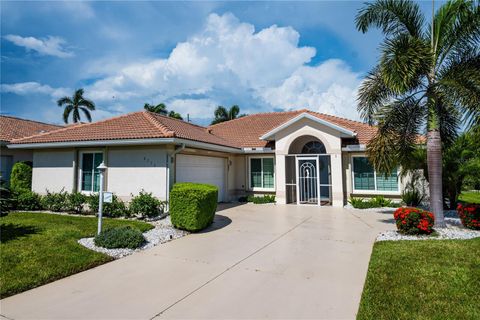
144 103 167 115
355 0 479 227
211 105 244 125
168 110 183 120
57 88 96 124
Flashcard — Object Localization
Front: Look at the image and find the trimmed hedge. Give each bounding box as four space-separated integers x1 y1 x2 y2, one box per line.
10 162 32 192
170 182 217 232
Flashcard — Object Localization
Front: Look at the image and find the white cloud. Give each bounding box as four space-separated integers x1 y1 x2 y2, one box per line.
82 12 362 121
4 35 74 58
259 59 361 120
1 82 69 98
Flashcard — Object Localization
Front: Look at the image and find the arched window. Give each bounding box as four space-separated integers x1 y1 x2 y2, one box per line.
301 141 326 154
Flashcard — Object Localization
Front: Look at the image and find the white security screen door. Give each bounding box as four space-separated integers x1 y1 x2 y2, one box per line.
296 157 320 205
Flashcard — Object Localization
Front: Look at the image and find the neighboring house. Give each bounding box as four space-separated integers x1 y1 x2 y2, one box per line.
0 116 62 183
7 109 407 206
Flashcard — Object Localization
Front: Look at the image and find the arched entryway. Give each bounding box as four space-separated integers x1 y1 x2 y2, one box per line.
285 136 332 206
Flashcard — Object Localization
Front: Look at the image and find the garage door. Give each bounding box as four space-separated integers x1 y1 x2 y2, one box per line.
176 154 226 202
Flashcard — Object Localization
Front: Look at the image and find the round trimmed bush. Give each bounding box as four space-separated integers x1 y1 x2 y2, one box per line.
129 190 162 218
393 207 434 235
94 226 145 249
457 203 480 230
170 182 217 232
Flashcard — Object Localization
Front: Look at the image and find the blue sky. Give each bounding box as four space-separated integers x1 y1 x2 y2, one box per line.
1 1 435 125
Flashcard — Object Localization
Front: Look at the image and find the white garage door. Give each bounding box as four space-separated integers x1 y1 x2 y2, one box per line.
176 154 226 202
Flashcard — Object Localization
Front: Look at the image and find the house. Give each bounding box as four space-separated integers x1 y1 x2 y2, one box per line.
7 109 407 206
0 116 62 183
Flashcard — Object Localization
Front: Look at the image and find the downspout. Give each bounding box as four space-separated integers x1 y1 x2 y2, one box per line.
165 143 185 212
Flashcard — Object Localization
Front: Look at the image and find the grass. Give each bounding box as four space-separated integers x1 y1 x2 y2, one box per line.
357 238 480 320
0 212 153 298
459 191 480 204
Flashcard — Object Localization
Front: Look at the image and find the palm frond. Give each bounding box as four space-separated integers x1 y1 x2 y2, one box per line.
80 107 92 122
62 105 73 124
73 88 84 104
229 105 240 120
57 97 72 107
355 0 425 37
78 98 96 111
72 108 80 123
379 34 430 94
357 66 396 125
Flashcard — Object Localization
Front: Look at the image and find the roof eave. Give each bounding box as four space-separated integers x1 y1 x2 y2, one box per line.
260 113 357 141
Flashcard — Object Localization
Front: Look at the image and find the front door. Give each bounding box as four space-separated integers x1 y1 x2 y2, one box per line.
296 157 319 205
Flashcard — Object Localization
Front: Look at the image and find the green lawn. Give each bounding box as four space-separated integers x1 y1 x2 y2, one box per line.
358 238 480 320
0 212 153 298
459 191 480 204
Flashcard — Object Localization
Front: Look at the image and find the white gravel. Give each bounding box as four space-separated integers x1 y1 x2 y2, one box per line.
78 216 189 259
376 217 480 241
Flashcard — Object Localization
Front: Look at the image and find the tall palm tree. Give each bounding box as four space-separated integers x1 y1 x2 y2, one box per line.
57 88 96 124
144 103 167 115
211 105 244 125
355 0 479 227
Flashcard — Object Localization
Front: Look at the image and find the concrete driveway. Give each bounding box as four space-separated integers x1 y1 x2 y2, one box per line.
1 204 395 320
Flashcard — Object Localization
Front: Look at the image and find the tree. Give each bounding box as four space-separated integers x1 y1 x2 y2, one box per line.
10 162 32 192
57 88 96 124
144 103 167 115
168 110 183 120
355 0 480 227
211 105 246 125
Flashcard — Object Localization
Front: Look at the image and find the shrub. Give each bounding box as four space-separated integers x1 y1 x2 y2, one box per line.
370 195 394 207
457 203 480 230
393 207 434 235
10 162 32 192
14 190 42 211
66 192 87 214
86 194 128 217
349 196 398 209
41 189 68 212
0 180 12 217
170 182 217 232
94 226 145 249
129 190 163 218
247 195 276 204
401 189 424 207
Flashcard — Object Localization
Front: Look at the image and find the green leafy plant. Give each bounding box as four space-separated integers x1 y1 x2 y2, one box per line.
349 196 398 209
94 226 145 249
66 192 87 214
0 179 12 217
170 182 217 232
41 189 68 212
129 190 163 218
393 207 434 235
370 195 393 207
87 194 128 217
457 203 480 230
14 190 42 211
9 162 32 192
247 195 276 204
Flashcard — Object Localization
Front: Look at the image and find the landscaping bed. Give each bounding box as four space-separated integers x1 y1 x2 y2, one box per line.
0 212 153 298
358 238 480 320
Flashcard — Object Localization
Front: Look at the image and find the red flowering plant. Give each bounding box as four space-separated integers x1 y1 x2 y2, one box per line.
457 203 480 230
393 207 435 235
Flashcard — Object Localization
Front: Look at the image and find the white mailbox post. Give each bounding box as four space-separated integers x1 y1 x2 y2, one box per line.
97 162 107 235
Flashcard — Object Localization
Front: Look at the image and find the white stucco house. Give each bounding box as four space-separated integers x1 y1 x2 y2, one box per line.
7 109 407 207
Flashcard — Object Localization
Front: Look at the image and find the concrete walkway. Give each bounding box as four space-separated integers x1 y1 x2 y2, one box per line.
1 204 395 319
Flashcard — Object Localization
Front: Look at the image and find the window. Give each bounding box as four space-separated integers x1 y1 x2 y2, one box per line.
301 141 326 154
250 157 275 190
81 152 103 192
352 156 398 192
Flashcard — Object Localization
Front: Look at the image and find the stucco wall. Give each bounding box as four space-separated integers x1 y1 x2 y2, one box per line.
32 149 76 194
106 146 170 201
273 117 345 207
1 146 33 163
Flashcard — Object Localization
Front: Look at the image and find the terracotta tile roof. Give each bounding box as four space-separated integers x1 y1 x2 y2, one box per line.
11 111 239 148
208 109 377 147
0 116 62 143
10 109 377 148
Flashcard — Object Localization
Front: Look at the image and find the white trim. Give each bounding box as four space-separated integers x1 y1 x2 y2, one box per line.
78 150 105 194
248 155 276 192
351 155 401 195
342 144 366 152
260 113 356 140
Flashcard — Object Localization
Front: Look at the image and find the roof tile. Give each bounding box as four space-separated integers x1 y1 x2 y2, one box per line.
0 116 62 142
